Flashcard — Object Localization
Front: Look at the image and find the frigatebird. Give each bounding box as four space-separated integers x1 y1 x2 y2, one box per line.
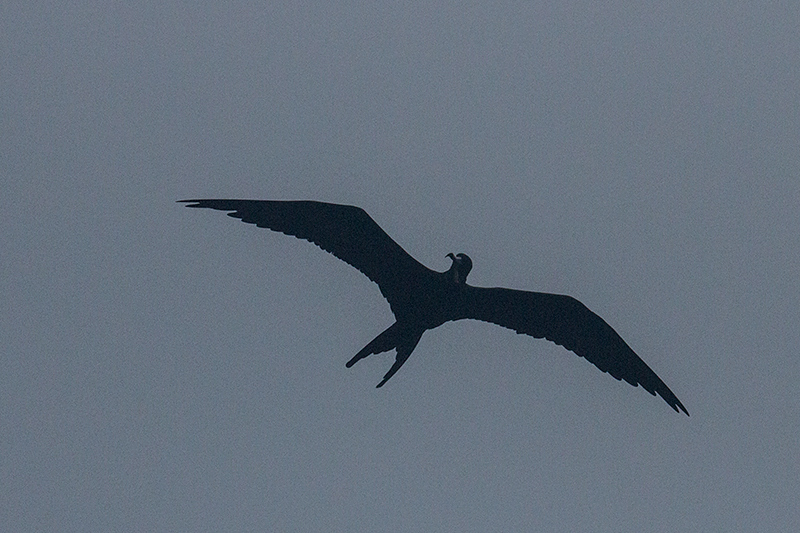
180 199 687 415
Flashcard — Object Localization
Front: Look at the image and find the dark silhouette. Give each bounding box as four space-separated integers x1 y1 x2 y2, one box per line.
180 199 688 415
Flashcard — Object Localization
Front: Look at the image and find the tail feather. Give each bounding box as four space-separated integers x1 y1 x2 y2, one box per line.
346 322 424 387
346 323 401 368
376 330 423 388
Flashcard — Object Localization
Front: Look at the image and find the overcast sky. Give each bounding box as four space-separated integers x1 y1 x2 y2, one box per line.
3 2 799 531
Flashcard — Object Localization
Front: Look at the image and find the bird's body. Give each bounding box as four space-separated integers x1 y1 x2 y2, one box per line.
181 199 688 415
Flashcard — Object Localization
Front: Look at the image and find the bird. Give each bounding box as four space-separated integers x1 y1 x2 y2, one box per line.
180 199 688 415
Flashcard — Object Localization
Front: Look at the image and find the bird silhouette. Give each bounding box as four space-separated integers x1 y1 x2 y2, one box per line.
180 199 688 415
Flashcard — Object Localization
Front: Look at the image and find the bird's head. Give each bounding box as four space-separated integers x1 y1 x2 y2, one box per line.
446 253 473 284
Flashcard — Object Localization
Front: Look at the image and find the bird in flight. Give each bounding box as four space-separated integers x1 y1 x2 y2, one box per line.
180 199 687 415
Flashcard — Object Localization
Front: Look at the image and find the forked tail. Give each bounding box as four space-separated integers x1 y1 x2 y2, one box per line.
346 322 424 387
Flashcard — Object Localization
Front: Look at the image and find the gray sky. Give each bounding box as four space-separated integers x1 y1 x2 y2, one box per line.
3 1 799 531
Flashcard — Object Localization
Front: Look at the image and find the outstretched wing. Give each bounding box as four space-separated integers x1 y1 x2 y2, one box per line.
463 286 688 415
179 199 435 311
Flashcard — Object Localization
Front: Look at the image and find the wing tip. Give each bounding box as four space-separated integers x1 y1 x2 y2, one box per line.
178 199 242 212
177 199 204 208
636 375 689 416
659 389 689 416
673 400 690 416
